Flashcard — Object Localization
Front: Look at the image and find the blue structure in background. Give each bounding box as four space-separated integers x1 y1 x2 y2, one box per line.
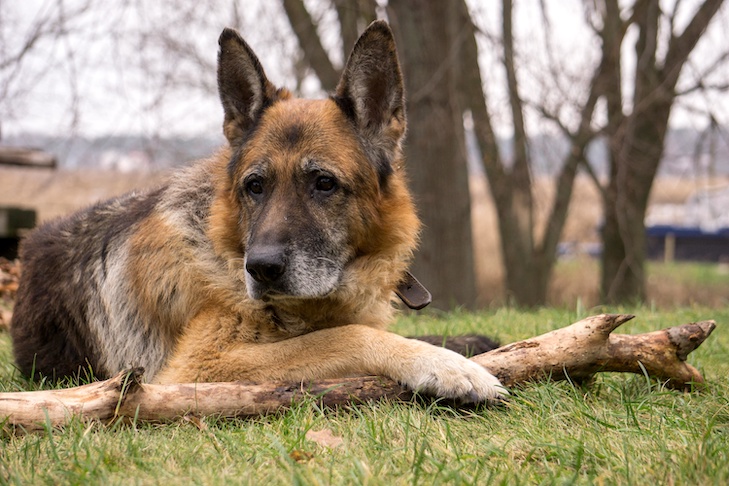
646 225 729 262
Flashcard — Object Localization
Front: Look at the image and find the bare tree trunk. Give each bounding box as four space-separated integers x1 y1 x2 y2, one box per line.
596 0 629 303
332 0 377 61
498 0 542 306
388 0 477 308
0 314 715 432
458 0 543 306
599 0 724 304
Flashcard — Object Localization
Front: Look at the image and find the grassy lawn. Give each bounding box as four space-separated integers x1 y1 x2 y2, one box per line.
547 258 729 309
1 307 728 484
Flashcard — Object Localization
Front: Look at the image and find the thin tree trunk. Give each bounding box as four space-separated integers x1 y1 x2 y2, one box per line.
458 0 541 307
499 0 543 306
596 0 628 303
388 0 477 308
599 0 724 303
332 0 377 60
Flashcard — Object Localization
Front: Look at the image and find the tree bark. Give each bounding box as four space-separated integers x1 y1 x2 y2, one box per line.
388 0 477 308
0 314 715 432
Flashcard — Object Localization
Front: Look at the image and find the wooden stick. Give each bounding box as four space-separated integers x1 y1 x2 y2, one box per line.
470 314 715 389
0 371 411 432
0 314 716 431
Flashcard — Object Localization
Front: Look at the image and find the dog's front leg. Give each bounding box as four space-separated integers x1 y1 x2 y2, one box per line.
155 315 506 403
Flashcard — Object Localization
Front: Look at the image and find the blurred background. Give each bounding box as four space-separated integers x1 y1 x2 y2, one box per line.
1 0 729 310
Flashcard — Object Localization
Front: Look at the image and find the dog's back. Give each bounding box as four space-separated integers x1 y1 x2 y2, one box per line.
12 190 156 379
10 161 221 380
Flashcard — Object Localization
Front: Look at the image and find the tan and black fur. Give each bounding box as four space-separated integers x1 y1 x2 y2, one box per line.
10 22 504 402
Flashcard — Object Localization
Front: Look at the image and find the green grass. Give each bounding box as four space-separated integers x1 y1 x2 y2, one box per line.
1 307 728 484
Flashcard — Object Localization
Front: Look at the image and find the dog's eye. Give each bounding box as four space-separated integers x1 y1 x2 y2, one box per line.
315 176 337 193
246 178 264 196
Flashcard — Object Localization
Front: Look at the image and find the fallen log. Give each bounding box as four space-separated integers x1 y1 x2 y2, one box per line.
470 313 714 389
0 146 57 168
0 314 716 431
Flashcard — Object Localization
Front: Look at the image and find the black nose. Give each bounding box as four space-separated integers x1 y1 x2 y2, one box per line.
246 247 287 284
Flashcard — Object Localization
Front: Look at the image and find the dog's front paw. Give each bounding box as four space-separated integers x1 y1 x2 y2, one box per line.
395 344 507 403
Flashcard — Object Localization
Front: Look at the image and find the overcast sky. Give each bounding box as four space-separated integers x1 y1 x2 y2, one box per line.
2 0 728 140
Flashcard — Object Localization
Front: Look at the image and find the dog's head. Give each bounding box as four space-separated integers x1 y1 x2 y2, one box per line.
216 21 412 301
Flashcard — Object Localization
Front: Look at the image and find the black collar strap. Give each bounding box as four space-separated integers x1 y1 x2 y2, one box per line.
395 271 432 310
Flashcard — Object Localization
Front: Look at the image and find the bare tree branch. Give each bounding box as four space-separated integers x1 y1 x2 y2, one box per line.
676 50 729 95
281 0 340 91
332 0 377 63
333 0 359 61
538 64 603 261
580 151 607 199
664 0 724 89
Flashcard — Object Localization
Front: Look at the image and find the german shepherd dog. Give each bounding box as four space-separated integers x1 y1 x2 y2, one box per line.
10 21 504 402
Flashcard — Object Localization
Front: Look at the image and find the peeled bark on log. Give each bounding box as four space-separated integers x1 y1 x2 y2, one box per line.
0 314 716 431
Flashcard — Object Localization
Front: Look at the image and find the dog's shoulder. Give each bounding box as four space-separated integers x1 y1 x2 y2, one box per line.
157 154 226 222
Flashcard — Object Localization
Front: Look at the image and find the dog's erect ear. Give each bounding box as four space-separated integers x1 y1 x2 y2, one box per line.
334 21 405 183
218 28 279 146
